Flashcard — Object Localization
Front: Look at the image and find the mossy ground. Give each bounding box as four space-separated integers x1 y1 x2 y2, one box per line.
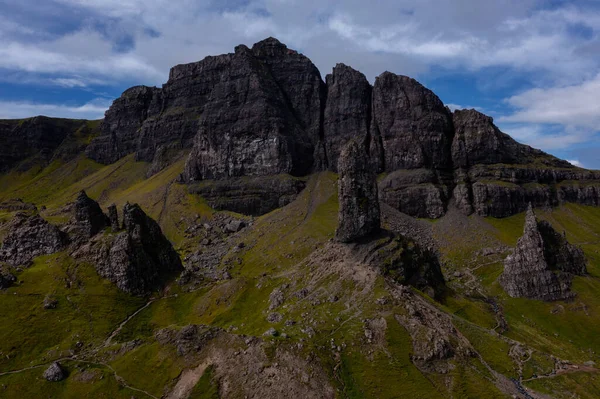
2 156 600 398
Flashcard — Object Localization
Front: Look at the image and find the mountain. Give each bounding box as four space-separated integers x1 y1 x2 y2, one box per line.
1 38 600 398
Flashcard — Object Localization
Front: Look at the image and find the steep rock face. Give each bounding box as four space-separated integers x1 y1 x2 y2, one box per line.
190 175 306 216
0 213 69 267
0 116 90 172
182 44 315 181
323 64 371 172
538 220 587 275
452 109 541 168
86 86 158 164
370 72 453 218
379 169 448 218
371 72 454 171
499 205 586 301
451 110 600 217
86 203 182 294
72 190 109 239
336 140 380 243
81 38 600 219
252 38 325 154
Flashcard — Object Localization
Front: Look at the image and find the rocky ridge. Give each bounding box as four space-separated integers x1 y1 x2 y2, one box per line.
76 200 183 295
0 116 99 172
83 37 600 219
499 204 587 301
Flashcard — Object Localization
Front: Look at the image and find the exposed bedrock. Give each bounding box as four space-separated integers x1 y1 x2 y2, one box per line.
0 116 94 172
0 213 69 267
82 202 183 295
336 140 380 243
189 175 306 216
499 204 586 301
83 37 600 218
323 64 372 172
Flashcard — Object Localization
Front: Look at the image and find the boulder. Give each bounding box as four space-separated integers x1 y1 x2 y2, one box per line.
43 362 66 382
0 213 68 267
336 140 380 243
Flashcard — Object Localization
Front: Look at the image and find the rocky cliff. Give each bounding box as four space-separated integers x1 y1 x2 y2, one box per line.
499 204 586 301
336 140 380 243
85 37 600 218
0 116 97 172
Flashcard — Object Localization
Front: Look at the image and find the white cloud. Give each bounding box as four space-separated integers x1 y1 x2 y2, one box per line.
0 99 110 120
499 74 600 129
567 159 584 167
500 124 597 151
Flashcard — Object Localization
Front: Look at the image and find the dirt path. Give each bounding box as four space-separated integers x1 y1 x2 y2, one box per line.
103 299 155 347
166 361 211 399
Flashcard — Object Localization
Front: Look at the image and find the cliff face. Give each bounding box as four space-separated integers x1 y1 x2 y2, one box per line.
0 116 95 172
84 37 600 218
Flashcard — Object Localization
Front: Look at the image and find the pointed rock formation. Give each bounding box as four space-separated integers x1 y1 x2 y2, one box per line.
108 204 119 231
323 64 372 172
499 205 586 301
336 140 380 243
0 213 68 267
84 203 182 295
73 190 109 238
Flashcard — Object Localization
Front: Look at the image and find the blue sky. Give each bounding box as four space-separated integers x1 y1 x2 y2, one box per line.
1 0 599 169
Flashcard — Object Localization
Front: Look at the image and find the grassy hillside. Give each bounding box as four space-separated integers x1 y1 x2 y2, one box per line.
1 155 600 398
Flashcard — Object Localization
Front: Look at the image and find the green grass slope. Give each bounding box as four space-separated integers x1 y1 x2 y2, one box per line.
1 155 600 398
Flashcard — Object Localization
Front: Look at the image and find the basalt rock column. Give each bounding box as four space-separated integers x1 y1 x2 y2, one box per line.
336 140 380 243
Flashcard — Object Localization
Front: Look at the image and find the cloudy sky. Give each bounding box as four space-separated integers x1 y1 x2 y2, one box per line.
1 0 599 168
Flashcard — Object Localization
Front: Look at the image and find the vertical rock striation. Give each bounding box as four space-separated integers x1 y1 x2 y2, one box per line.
499 204 586 301
323 64 372 172
336 140 380 243
81 37 600 218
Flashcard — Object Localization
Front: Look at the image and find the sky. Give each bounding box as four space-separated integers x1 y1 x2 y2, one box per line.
0 0 599 169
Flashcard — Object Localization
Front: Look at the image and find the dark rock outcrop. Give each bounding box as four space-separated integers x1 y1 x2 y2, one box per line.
371 72 454 171
336 140 380 242
73 191 109 238
189 175 306 216
81 203 182 295
82 38 600 219
0 116 93 172
182 41 318 182
499 205 586 301
323 64 371 172
0 266 16 289
371 72 454 218
86 86 158 164
108 204 119 231
43 362 66 382
0 213 69 267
